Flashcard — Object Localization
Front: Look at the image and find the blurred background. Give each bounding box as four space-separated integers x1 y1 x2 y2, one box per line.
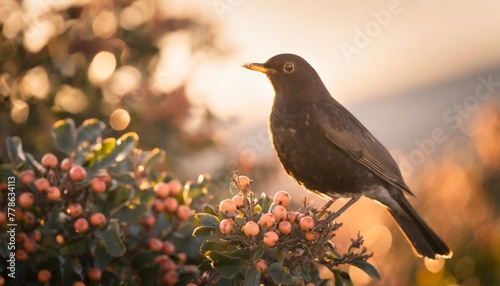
1 0 499 285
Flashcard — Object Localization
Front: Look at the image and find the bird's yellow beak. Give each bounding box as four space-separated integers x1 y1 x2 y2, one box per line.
242 63 276 74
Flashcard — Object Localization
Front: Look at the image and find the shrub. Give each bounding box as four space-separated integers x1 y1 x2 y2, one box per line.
0 118 207 285
193 173 380 285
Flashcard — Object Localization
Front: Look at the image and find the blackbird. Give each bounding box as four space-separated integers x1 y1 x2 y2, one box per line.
243 53 452 259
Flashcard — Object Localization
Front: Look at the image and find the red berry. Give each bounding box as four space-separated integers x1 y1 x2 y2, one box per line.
152 199 165 212
177 253 187 264
90 212 107 227
162 241 176 255
274 191 291 207
243 221 259 237
287 211 297 223
219 199 236 215
176 205 191 221
272 205 287 222
232 195 244 208
299 216 315 231
168 179 183 196
90 177 106 193
37 269 52 283
98 171 111 184
305 231 320 241
153 254 170 264
29 229 42 242
87 268 102 282
278 221 292 235
23 238 37 253
60 158 72 172
74 218 89 233
161 259 176 272
22 211 36 226
154 182 170 198
263 231 279 247
67 203 83 217
149 238 163 251
69 165 87 181
19 170 35 185
16 232 28 243
142 214 156 228
238 175 252 190
258 213 276 229
16 249 28 260
163 270 179 286
47 186 61 201
255 259 268 273
41 153 58 169
219 219 234 235
35 178 50 192
163 197 179 213
19 192 34 208
0 212 7 226
73 282 85 286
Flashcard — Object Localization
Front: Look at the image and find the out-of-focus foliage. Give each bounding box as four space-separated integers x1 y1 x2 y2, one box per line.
0 0 228 163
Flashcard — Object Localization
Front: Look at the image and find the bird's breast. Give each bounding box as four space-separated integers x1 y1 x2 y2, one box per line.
270 103 382 196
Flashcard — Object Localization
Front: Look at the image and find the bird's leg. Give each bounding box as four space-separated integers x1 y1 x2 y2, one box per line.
328 197 359 221
317 200 335 217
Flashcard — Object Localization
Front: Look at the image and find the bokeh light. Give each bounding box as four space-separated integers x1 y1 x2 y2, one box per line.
54 85 88 114
110 109 131 131
93 11 118 38
19 66 50 100
88 51 117 85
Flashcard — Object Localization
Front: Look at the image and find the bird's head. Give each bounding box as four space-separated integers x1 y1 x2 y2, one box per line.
243 53 328 101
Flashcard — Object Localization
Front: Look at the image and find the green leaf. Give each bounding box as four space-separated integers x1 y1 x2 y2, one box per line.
140 148 165 170
111 202 148 223
76 118 105 146
52 118 76 154
203 205 218 216
107 187 131 209
332 269 352 286
25 153 46 174
92 132 138 170
267 262 293 284
258 192 273 213
5 137 26 169
195 213 220 228
110 172 135 185
94 246 114 269
351 260 381 280
244 266 261 286
130 250 157 269
207 251 248 278
95 219 126 257
201 238 231 252
252 246 264 262
193 226 217 236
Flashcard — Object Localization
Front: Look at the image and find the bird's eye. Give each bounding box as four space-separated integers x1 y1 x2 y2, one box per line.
282 62 295 74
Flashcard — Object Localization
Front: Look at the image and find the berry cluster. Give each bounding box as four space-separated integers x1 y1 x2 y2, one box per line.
0 119 208 285
194 174 378 285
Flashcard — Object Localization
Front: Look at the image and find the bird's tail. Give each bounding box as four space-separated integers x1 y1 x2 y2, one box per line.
387 193 452 259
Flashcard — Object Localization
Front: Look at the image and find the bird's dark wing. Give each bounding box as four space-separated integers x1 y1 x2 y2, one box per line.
314 100 414 196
